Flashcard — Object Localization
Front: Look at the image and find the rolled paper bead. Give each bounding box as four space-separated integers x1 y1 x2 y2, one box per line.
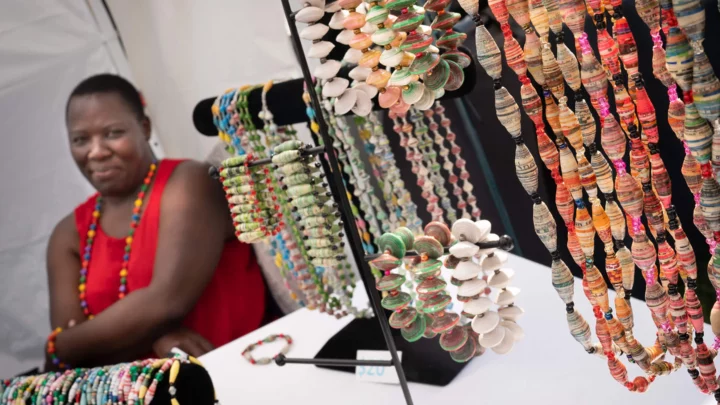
579 43 608 106
649 154 672 207
556 182 576 225
652 46 675 89
558 98 584 151
685 288 705 333
576 100 597 147
697 343 719 391
635 0 661 32
392 10 425 33
616 173 644 218
521 81 543 125
488 0 510 24
567 309 594 351
559 143 583 200
635 86 659 144
629 141 650 184
591 200 612 245
502 28 527 77
682 154 703 194
665 27 694 91
668 92 687 139
614 87 637 132
600 114 626 161
529 0 550 39
495 87 522 137
591 151 614 194
567 229 587 268
672 0 705 43
615 295 634 331
524 32 546 85
658 241 680 284
506 0 531 27
456 0 480 15
693 204 713 239
711 302 720 336
672 229 697 280
575 206 596 256
556 42 581 92
558 0 585 37
632 236 657 271
614 18 639 77
424 222 452 247
537 130 560 171
544 92 562 136
475 26 502 80
515 143 540 194
606 253 622 292
692 51 720 121
606 316 630 353
597 30 621 77
595 316 614 354
542 0 564 34
701 177 720 231
541 44 565 99
578 155 598 199
551 259 574 303
617 246 634 292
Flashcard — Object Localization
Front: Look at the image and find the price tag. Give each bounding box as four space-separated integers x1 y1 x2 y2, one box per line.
355 350 402 384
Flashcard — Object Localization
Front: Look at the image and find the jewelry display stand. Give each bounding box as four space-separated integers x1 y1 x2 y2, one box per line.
193 2 481 403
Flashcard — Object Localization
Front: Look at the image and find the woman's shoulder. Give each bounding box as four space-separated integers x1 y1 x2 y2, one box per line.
49 211 80 255
164 159 215 193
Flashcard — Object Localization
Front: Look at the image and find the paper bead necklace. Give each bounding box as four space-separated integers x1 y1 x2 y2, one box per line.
242 334 293 365
79 160 158 318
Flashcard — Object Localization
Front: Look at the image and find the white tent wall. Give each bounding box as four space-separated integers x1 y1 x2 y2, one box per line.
0 0 158 376
105 0 304 160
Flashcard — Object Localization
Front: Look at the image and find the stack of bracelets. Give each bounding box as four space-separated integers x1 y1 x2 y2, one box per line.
1 352 218 405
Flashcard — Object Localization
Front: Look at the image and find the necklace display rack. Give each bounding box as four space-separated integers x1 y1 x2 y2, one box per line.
192 2 484 404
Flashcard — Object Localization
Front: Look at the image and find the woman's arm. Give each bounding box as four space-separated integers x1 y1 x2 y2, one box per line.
52 161 234 367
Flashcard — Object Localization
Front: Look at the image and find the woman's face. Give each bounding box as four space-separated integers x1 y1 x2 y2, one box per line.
66 93 151 197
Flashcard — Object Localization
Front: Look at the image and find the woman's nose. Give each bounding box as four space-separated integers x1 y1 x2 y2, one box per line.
87 136 112 160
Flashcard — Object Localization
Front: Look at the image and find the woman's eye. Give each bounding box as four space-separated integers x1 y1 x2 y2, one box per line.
107 129 125 138
72 136 88 145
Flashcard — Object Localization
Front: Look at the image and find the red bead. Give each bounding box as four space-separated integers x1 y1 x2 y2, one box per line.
138 192 145 199
144 178 151 185
118 293 125 299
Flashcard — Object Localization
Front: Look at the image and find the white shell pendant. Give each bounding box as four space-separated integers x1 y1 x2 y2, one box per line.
329 11 346 30
471 310 500 334
479 325 506 348
498 305 524 321
324 1 340 12
453 261 482 280
308 41 335 59
314 60 341 80
343 48 362 64
362 21 377 33
296 7 325 23
482 251 508 272
352 89 372 116
349 66 371 81
435 88 445 99
336 29 354 45
463 297 493 315
501 320 525 341
488 268 515 289
302 0 325 8
495 286 520 306
322 78 349 98
353 83 378 99
476 220 492 241
452 218 482 243
380 48 404 68
490 328 514 353
414 85 435 110
300 24 329 40
335 89 358 115
449 241 479 258
457 278 487 297
477 233 499 256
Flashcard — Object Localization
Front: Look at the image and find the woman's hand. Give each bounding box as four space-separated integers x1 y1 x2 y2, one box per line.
152 327 215 358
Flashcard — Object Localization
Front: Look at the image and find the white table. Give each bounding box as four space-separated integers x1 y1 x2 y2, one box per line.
200 253 715 404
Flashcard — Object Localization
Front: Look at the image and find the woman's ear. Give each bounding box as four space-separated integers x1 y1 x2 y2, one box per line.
142 116 152 141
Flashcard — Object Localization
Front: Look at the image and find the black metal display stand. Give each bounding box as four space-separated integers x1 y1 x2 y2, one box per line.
195 3 489 404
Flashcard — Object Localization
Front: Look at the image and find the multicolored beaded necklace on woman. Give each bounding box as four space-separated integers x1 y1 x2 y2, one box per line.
79 160 158 318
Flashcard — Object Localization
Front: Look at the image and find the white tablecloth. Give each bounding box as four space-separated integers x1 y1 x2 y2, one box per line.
200 253 715 404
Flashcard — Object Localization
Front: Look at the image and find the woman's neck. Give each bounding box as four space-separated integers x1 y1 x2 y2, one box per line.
100 157 155 207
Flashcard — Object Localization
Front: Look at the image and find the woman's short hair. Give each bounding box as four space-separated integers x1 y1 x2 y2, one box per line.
66 73 145 121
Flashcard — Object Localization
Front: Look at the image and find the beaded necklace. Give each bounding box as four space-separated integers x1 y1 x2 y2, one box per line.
79 161 158 317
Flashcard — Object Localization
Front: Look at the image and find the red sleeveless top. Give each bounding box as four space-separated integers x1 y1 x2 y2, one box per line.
74 159 265 348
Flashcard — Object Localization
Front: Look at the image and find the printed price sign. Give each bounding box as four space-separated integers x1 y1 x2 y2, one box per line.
355 350 402 384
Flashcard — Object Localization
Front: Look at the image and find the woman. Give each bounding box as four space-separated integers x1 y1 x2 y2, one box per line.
46 74 266 368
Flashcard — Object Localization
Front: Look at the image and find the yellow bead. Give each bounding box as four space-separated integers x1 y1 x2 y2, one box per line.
78 284 86 292
169 360 180 383
125 236 133 244
88 315 95 320
311 121 320 134
120 269 128 277
290 292 297 300
139 386 148 399
92 211 100 218
87 230 96 238
150 163 157 171
171 399 180 405
134 199 142 207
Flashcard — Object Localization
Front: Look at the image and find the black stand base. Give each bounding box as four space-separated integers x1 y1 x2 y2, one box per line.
313 318 470 386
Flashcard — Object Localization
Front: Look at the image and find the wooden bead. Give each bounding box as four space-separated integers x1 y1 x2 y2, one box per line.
665 27 694 92
592 151 615 194
529 0 550 40
524 32 546 85
515 143 540 194
575 99 597 146
534 201 558 252
495 87 522 137
685 102 713 164
552 259 574 303
692 50 720 121
475 26 502 80
542 43 565 99
673 0 705 43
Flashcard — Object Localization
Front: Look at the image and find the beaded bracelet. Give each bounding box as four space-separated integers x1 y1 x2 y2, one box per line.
241 334 293 365
46 327 69 370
